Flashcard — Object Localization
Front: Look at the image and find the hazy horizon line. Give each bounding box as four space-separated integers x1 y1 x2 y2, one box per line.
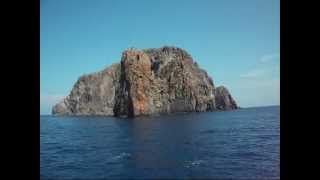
40 104 280 116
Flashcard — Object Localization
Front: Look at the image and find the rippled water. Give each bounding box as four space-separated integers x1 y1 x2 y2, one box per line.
40 106 280 179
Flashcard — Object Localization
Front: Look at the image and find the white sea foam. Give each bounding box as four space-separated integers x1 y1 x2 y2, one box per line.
185 160 205 168
114 152 131 160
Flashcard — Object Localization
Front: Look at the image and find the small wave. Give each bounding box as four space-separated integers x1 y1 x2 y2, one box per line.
113 152 131 160
185 160 205 168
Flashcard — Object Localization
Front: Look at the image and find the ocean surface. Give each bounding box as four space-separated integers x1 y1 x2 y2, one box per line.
40 106 280 179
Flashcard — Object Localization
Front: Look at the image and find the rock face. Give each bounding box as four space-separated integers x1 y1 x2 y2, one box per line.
214 86 238 110
52 46 238 117
52 64 120 116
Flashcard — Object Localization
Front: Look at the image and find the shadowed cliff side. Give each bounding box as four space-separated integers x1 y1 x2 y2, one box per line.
52 46 238 117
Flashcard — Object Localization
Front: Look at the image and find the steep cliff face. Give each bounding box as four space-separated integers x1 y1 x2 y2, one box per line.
214 86 238 110
52 64 120 116
52 46 238 117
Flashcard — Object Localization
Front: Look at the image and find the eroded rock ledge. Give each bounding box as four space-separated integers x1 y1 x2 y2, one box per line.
52 46 238 117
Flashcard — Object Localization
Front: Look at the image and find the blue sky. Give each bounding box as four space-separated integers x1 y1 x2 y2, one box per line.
41 0 279 114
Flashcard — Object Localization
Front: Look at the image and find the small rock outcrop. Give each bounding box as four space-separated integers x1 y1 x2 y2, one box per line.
52 46 238 117
214 86 238 110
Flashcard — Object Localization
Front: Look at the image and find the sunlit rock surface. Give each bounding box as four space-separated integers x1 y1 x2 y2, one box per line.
52 46 238 117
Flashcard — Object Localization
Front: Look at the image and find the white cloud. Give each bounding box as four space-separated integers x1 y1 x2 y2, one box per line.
240 53 280 79
259 53 280 63
240 69 267 78
232 78 280 107
235 53 280 107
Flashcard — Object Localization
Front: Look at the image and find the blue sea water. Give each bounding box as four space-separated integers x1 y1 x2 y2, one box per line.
40 106 280 179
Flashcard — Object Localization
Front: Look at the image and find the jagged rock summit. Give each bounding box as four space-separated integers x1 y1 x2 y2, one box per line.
52 46 238 117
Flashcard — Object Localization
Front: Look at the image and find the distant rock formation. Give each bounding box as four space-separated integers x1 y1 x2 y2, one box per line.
214 86 238 110
52 46 238 117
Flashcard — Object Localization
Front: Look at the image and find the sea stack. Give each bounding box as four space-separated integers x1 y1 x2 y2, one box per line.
52 46 238 117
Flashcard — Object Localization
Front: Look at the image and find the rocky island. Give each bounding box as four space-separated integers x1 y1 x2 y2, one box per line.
52 46 238 117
